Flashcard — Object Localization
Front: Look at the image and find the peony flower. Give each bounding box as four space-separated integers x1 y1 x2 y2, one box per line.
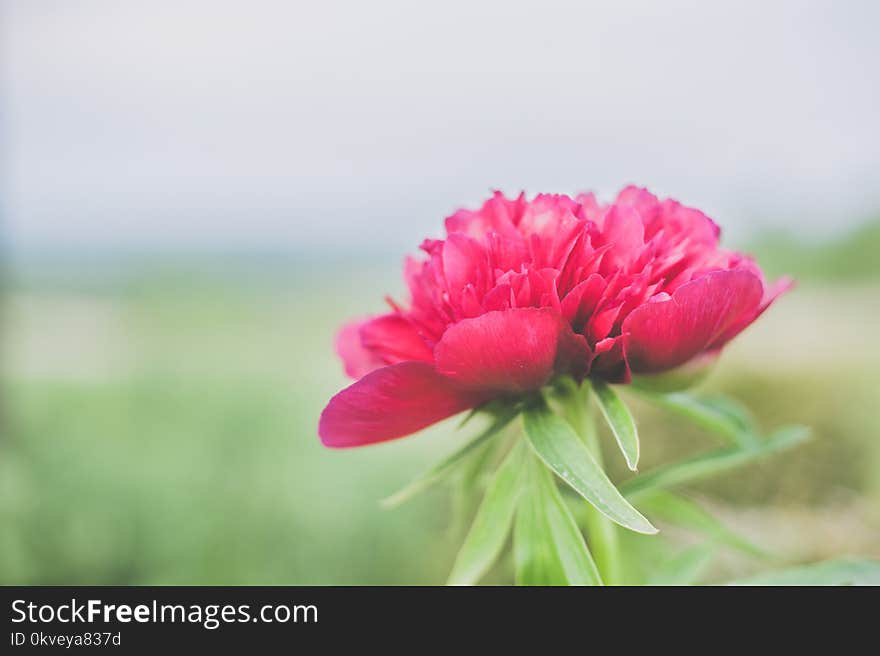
319 186 790 448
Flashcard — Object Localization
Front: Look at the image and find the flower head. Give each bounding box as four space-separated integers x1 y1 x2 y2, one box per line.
320 187 790 447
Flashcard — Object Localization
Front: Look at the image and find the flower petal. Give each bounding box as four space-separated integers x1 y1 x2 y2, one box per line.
622 269 764 373
560 273 606 333
360 314 434 364
434 308 590 392
319 362 484 448
336 314 434 379
597 204 645 275
709 276 793 349
444 191 524 240
335 319 386 379
590 335 630 383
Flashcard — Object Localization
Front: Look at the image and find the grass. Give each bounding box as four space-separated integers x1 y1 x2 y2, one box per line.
2 254 879 584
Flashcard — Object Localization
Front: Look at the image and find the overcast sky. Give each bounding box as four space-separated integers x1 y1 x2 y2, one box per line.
4 0 879 254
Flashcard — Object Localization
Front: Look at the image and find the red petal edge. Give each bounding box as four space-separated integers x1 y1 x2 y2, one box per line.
434 307 590 393
318 362 485 448
622 269 764 374
335 319 385 379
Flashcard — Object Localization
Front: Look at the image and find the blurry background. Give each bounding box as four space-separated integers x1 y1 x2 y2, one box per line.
2 0 878 584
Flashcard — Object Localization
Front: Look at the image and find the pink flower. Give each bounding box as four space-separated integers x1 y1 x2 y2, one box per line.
320 187 790 448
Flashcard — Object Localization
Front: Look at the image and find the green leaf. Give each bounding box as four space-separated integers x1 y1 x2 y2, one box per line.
634 390 758 446
636 490 766 557
522 399 657 535
455 397 511 429
621 425 810 501
648 544 715 586
514 452 603 586
381 405 518 508
514 459 565 585
696 396 755 434
447 429 508 539
553 379 626 585
534 458 603 586
448 443 525 585
728 558 880 586
592 380 640 470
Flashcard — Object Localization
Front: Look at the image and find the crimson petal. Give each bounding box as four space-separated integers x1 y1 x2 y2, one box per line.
434 307 589 393
622 270 763 373
360 314 434 364
335 319 386 379
709 276 793 349
319 362 484 448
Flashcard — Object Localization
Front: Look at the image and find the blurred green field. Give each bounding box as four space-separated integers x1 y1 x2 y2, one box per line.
2 231 880 584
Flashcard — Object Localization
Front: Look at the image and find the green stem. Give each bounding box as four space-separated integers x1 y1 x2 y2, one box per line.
557 379 624 586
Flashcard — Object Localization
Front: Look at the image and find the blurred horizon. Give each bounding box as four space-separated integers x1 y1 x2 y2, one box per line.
7 212 880 292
